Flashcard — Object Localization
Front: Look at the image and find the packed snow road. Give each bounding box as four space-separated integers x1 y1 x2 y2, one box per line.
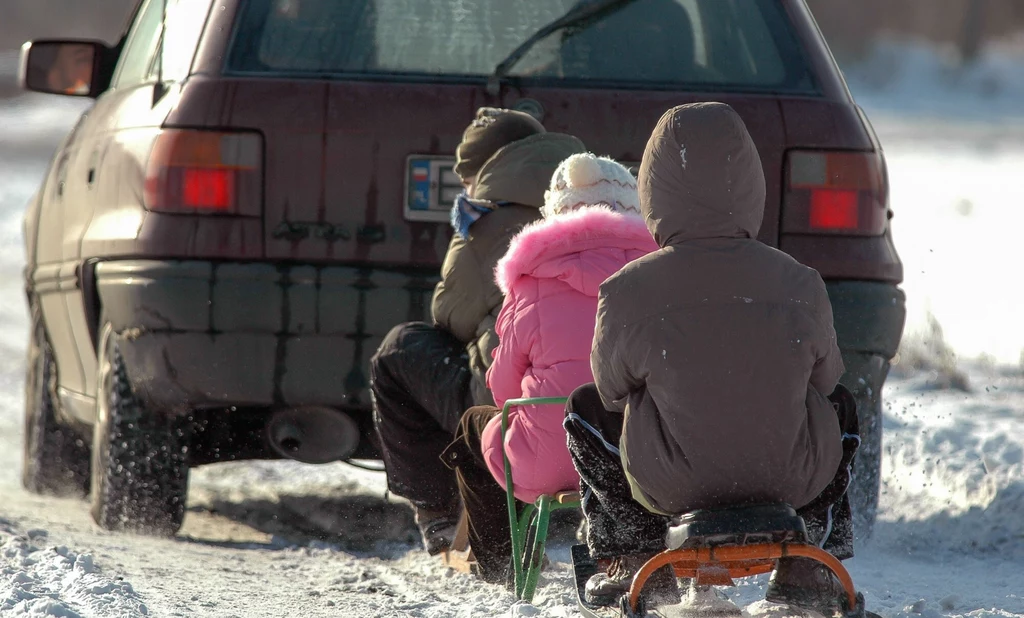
2 78 1023 616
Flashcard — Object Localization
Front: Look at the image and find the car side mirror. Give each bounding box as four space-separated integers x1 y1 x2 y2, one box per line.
19 40 108 98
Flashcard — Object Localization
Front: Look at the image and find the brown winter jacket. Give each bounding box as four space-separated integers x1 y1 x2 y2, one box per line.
432 132 587 405
591 103 845 516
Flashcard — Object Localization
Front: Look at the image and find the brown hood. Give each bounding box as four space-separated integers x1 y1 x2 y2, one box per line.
432 132 586 406
590 103 844 515
474 133 588 209
638 103 766 246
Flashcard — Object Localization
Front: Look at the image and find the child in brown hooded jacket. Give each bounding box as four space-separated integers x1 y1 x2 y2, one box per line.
564 102 861 611
371 108 586 556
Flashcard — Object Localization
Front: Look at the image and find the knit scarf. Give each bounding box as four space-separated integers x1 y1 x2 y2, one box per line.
450 192 505 238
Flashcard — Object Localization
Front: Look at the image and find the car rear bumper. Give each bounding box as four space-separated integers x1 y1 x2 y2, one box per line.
825 279 905 408
826 280 905 360
94 260 436 413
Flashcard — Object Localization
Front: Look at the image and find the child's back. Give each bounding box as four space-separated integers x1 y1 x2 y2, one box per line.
591 103 845 517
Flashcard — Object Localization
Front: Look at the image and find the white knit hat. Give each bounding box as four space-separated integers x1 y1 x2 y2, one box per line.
542 153 640 218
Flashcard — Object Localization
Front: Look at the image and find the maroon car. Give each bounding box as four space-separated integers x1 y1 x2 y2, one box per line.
19 0 903 536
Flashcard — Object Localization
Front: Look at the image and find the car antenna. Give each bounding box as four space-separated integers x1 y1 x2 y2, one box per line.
153 0 168 104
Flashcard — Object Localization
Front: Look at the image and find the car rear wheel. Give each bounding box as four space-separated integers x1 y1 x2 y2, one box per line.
22 313 90 497
848 387 882 541
840 351 890 542
90 324 189 536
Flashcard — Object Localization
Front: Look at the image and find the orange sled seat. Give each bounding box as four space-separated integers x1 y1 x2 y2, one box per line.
622 503 867 617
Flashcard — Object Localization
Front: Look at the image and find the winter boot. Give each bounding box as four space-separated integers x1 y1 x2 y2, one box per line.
765 557 847 612
585 553 680 607
414 506 460 556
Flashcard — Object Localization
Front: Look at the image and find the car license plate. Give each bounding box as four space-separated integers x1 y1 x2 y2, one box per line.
405 155 460 223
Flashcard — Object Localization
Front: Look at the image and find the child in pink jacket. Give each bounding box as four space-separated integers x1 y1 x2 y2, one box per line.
441 153 658 582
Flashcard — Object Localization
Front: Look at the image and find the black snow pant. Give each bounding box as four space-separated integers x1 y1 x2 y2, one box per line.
442 405 523 583
563 383 861 561
370 322 473 512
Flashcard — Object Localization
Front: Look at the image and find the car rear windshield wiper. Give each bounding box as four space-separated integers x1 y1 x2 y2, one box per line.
487 0 639 94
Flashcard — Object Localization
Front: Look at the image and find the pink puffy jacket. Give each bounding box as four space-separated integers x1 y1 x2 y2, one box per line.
482 207 658 503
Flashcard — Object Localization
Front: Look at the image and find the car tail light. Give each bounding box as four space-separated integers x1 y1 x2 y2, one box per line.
782 151 888 236
144 129 262 216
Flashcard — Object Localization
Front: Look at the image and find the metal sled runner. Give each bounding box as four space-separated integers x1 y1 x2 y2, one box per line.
502 397 579 602
573 503 869 618
441 395 579 599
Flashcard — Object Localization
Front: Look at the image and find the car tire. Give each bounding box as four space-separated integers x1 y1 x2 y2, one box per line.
90 324 189 536
847 384 882 541
22 313 91 497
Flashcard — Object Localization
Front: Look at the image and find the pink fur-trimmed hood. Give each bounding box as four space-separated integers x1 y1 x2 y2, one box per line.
483 206 659 502
495 207 658 295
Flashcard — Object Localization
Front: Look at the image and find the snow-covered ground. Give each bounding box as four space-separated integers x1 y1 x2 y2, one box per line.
844 38 1024 367
1 42 1023 617
880 131 1024 367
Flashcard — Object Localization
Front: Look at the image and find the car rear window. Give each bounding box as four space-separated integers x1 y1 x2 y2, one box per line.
226 0 816 93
